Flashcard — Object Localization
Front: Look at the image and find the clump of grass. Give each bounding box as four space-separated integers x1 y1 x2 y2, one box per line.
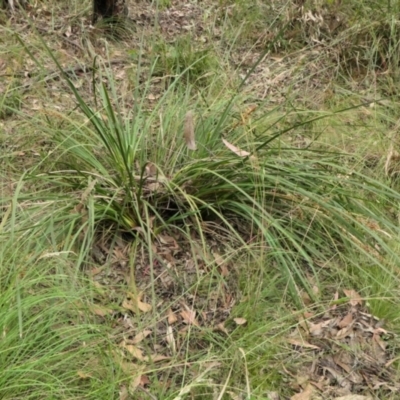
150 35 218 85
9 51 399 304
0 79 22 119
216 0 283 49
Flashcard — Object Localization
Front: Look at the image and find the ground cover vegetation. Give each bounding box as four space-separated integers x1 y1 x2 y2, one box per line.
1 0 400 399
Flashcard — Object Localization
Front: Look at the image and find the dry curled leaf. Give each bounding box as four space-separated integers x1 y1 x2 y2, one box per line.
184 110 196 150
215 322 229 335
338 312 353 328
158 234 179 248
213 251 229 276
343 289 363 306
121 342 144 360
132 330 152 344
287 338 321 350
88 304 113 317
290 383 314 400
119 385 129 400
180 308 200 326
167 308 178 324
122 292 152 314
128 373 142 394
222 138 256 160
137 299 152 312
146 354 170 362
222 138 250 157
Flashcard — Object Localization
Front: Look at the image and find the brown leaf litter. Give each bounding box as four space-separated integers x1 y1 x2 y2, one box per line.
286 290 400 399
83 225 240 393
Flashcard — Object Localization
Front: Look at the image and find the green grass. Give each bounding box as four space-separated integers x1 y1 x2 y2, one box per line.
150 35 219 85
0 233 120 399
2 0 400 399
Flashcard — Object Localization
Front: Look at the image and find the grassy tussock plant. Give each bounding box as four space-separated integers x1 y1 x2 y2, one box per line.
150 35 219 85
14 56 400 300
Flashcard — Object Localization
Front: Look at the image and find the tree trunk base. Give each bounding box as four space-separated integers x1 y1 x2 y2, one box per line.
92 0 128 24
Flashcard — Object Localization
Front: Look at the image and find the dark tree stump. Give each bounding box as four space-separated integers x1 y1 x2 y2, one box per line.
92 0 128 24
